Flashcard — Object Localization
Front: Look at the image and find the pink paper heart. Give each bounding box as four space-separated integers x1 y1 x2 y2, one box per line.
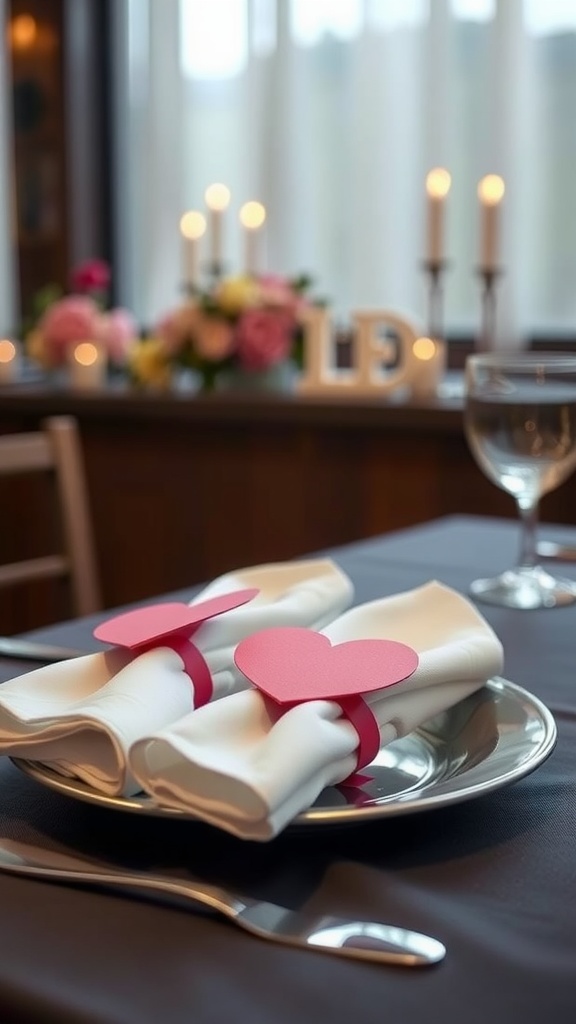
94 588 259 649
234 626 418 704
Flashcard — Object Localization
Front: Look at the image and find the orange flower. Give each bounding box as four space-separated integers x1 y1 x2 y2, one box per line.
157 303 200 357
194 314 236 362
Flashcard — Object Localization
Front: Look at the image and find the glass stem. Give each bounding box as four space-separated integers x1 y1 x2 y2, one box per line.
516 497 539 569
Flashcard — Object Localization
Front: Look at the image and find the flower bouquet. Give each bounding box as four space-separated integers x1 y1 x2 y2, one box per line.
24 260 138 375
129 273 320 393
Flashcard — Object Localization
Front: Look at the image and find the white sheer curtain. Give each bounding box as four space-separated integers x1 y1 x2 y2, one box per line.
112 0 576 346
0 0 18 335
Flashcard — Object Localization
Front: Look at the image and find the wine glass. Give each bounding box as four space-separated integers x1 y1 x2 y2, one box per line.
464 352 576 609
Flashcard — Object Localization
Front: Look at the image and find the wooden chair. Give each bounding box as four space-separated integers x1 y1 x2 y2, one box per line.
0 416 102 619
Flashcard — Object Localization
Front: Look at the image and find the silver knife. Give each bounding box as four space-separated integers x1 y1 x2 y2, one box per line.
0 837 446 966
0 637 87 662
536 541 576 563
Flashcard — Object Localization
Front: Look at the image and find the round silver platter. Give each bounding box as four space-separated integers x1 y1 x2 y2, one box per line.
11 677 556 829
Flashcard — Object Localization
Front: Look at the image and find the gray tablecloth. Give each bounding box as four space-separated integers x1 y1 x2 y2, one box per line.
0 515 574 1024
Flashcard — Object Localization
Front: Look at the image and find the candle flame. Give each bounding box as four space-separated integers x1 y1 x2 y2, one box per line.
478 174 505 206
205 183 231 212
10 14 37 48
426 168 451 199
0 340 16 364
239 201 266 230
413 337 437 362
180 210 206 240
74 342 98 367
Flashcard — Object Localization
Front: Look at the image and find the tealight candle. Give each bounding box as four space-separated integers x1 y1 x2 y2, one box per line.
477 174 505 272
0 339 20 383
411 336 446 398
69 341 107 390
180 210 206 292
239 201 266 276
425 168 451 267
204 183 231 268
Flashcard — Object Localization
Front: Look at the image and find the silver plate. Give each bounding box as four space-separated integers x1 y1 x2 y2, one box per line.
11 677 556 828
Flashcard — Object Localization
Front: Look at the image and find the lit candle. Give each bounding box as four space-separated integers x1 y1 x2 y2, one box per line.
239 201 266 276
425 168 451 267
68 342 107 390
204 183 231 268
0 339 20 383
180 210 206 292
411 336 446 398
477 174 505 272
9 13 38 49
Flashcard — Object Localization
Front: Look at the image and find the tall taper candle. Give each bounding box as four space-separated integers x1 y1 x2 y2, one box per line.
180 210 206 292
239 201 266 276
477 174 505 272
425 168 451 267
204 183 231 268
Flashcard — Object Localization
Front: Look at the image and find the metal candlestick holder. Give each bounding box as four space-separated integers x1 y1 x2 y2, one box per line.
181 260 227 301
205 258 226 286
181 282 201 301
421 259 448 342
476 267 502 352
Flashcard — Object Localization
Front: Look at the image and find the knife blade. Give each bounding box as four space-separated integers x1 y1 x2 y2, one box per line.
0 637 87 662
536 541 576 563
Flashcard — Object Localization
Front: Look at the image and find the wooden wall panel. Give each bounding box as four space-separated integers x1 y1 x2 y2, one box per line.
0 387 573 632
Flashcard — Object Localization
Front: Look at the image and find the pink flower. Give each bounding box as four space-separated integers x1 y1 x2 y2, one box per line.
194 314 236 362
71 259 110 294
236 308 294 370
256 274 310 320
39 295 101 365
98 308 138 365
257 274 297 309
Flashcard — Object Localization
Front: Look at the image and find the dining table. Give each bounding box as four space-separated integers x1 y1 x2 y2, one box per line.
0 512 574 1024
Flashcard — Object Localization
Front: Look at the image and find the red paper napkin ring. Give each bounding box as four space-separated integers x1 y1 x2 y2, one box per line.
335 694 381 780
234 625 419 784
93 588 260 709
138 635 214 709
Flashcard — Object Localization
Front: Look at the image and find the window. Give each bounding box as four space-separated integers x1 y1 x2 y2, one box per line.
113 0 576 344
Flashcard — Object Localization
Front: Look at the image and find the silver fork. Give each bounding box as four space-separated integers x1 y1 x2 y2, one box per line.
0 838 445 967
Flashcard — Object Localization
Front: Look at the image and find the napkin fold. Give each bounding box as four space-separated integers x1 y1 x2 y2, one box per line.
128 581 504 841
0 558 353 795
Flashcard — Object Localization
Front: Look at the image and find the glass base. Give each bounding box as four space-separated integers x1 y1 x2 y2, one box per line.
470 565 576 610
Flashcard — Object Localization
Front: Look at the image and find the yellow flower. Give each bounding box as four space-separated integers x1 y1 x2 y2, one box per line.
128 337 172 389
215 275 259 316
25 329 53 369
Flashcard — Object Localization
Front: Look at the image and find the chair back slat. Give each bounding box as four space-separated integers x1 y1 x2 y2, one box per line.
0 416 102 620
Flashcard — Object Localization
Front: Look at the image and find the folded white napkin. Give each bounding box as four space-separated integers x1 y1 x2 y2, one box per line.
128 581 504 841
0 558 353 795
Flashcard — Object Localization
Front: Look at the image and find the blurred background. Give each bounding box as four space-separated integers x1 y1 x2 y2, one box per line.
2 0 576 348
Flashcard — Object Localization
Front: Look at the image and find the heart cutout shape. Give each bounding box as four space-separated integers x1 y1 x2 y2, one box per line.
234 626 418 704
94 588 259 649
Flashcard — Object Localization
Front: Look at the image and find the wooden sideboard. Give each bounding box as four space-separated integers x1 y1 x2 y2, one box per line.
0 381 574 632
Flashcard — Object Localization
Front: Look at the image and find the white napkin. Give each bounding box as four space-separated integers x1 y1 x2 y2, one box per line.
0 558 353 795
128 581 504 841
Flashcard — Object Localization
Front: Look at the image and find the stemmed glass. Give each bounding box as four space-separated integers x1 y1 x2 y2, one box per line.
464 352 576 609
